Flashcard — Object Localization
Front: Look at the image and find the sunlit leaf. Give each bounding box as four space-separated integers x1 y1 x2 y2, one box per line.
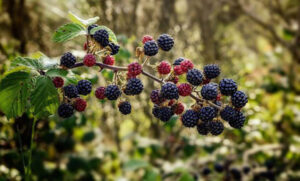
11 57 43 70
68 11 99 27
45 68 68 77
52 23 86 43
123 159 148 171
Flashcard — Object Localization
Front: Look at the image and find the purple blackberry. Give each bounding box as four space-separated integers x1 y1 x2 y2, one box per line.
208 121 224 135
231 91 248 108
202 167 211 176
197 122 209 135
152 106 162 119
63 85 78 98
150 89 165 105
118 101 131 115
161 82 179 100
58 104 74 118
220 106 236 122
219 78 237 96
143 40 159 56
94 29 109 47
157 34 174 51
229 111 245 129
181 110 199 127
201 83 218 100
159 107 174 122
230 168 241 180
108 42 120 55
186 69 203 86
203 64 220 79
124 78 144 95
104 84 121 100
60 52 76 68
243 166 250 174
87 24 98 34
173 57 184 66
198 106 216 122
77 80 92 95
214 163 224 173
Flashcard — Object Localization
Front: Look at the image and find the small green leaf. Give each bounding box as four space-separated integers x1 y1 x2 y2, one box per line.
52 23 86 43
0 71 32 118
68 11 99 27
90 26 118 44
30 76 59 118
143 169 161 181
11 57 43 70
178 172 194 181
46 68 68 77
123 159 148 171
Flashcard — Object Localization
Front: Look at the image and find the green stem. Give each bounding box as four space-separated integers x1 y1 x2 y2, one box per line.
25 118 37 181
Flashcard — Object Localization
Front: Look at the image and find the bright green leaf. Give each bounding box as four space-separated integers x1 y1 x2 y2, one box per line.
0 71 32 118
68 11 99 27
178 172 194 181
123 159 148 171
52 23 86 43
11 57 43 70
46 68 68 77
30 76 59 118
90 26 118 44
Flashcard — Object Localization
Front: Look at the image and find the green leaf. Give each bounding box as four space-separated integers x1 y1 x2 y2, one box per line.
143 169 161 181
52 23 86 43
123 159 148 171
45 68 68 77
0 71 32 118
68 11 99 27
30 76 59 118
11 57 43 70
178 172 194 181
90 26 118 44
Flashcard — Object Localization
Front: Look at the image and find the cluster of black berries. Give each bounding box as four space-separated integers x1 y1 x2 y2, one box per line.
142 34 174 56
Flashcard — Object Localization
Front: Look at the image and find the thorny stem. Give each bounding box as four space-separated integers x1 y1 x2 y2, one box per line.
70 62 222 110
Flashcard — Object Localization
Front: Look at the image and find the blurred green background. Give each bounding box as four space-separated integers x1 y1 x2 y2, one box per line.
0 0 300 180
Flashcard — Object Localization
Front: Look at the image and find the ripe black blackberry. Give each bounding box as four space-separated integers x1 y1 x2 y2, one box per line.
231 91 248 108
87 24 98 34
77 80 92 95
124 78 144 95
104 84 121 100
229 111 245 129
63 85 78 98
220 106 236 122
143 40 159 56
230 168 241 180
202 167 211 176
214 163 224 173
201 83 218 100
173 57 184 66
118 101 131 115
186 69 203 86
157 34 174 51
161 82 179 100
108 42 120 55
219 78 237 96
197 122 209 135
208 121 224 135
60 52 76 68
181 110 199 127
203 64 220 79
243 166 250 174
94 29 109 47
58 103 74 118
198 106 217 122
159 107 174 122
152 106 162 119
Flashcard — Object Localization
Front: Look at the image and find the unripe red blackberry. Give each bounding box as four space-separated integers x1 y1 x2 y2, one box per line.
150 89 165 105
60 52 76 68
52 77 64 88
161 82 179 100
174 65 184 75
157 34 174 51
118 101 132 115
108 43 120 55
58 103 74 118
203 64 220 79
187 69 203 86
177 83 192 96
95 86 106 99
143 40 159 56
83 53 96 67
197 122 209 135
231 91 248 108
219 78 237 96
173 57 184 66
74 98 87 112
142 35 153 44
180 59 194 73
201 83 218 100
181 110 199 127
104 84 121 100
157 61 171 75
172 102 184 115
124 78 144 95
94 29 109 47
103 55 115 65
208 120 224 135
128 62 142 76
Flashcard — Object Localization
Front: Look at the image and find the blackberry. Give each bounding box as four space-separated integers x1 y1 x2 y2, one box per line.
77 80 92 95
127 62 142 76
150 89 165 105
52 77 64 88
172 102 184 115
214 163 224 173
94 29 109 47
180 59 194 72
58 104 74 118
152 106 162 119
157 34 174 51
63 85 78 98
118 101 131 115
229 111 245 129
124 78 144 95
231 91 248 108
220 106 236 122
181 110 199 127
142 35 153 44
177 83 192 96
159 107 174 122
197 122 209 135
203 64 220 79
230 168 241 180
208 121 224 135
161 82 179 100
60 52 76 68
174 65 184 75
219 78 237 96
187 69 203 86
202 167 211 176
198 106 216 122
108 42 120 55
157 61 171 75
104 85 121 100
143 40 159 56
83 53 96 67
243 166 250 174
201 83 218 100
74 98 87 112
87 24 98 34
95 86 106 99
173 57 184 66
103 55 115 65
